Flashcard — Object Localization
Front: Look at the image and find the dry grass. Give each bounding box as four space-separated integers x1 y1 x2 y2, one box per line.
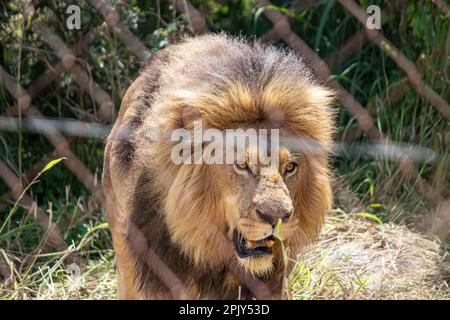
289 212 449 300
0 250 116 300
2 212 448 300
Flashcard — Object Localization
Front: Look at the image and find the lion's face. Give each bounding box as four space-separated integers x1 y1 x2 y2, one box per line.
220 140 308 275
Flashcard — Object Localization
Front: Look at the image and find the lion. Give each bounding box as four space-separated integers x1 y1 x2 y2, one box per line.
103 34 334 299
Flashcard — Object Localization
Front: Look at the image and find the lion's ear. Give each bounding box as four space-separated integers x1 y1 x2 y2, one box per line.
181 106 201 128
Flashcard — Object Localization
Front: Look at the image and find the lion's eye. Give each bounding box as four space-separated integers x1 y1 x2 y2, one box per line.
234 162 250 174
285 162 298 176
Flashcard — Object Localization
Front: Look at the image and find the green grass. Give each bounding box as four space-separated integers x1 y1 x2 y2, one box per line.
0 0 449 299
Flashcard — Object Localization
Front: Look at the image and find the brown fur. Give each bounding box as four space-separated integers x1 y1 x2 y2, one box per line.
103 34 335 299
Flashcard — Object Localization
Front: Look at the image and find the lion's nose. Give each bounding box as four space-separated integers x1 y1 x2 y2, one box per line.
256 205 292 226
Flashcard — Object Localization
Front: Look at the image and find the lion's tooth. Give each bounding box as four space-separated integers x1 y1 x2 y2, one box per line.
246 238 275 249
246 240 256 249
265 239 275 248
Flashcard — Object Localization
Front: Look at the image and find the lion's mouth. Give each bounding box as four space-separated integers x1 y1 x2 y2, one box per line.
233 230 276 258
